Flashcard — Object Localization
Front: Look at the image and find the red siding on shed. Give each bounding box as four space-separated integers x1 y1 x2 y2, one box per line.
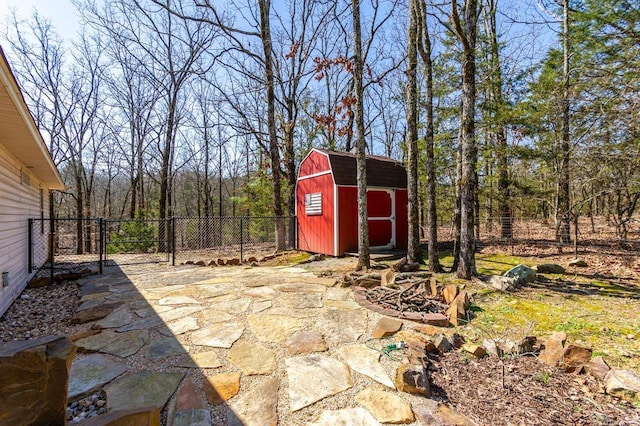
296 173 335 255
298 150 331 177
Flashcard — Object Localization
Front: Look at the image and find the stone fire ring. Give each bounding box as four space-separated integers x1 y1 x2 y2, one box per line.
353 287 450 326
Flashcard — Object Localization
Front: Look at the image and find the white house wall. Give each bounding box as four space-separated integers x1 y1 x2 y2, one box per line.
0 142 49 317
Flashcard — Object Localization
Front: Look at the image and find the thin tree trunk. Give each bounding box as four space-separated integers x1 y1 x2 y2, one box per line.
259 0 286 251
452 0 478 279
558 0 571 245
417 0 443 272
352 0 370 270
406 0 420 264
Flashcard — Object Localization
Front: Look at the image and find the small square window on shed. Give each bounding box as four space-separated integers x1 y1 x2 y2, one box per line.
305 193 322 215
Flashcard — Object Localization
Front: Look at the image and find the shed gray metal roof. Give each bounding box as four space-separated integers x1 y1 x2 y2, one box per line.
315 149 407 189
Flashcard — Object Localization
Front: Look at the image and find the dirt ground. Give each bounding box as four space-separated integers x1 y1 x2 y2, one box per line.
295 239 640 424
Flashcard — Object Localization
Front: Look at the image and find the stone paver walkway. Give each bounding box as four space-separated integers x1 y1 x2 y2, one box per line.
68 262 454 425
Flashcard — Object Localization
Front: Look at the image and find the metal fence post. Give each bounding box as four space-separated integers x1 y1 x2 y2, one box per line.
240 217 244 261
98 218 104 274
28 219 33 274
172 217 176 266
49 218 55 283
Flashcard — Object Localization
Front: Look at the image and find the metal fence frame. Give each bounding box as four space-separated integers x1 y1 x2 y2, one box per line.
28 216 297 276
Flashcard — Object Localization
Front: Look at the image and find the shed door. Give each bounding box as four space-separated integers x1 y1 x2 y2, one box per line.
367 189 395 248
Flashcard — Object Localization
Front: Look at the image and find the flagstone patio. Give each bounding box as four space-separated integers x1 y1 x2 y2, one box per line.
66 261 449 425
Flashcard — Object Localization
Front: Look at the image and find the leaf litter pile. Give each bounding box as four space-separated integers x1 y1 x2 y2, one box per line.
428 352 639 425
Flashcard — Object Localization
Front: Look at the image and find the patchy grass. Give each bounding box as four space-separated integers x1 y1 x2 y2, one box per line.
432 253 640 371
303 249 640 371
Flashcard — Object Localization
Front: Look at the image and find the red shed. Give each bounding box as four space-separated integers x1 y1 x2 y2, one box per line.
296 148 408 256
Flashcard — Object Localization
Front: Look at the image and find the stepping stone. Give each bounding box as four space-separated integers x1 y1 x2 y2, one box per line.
158 306 205 323
93 305 134 329
251 300 272 313
177 351 222 369
211 298 251 314
173 410 212 426
273 283 327 293
158 317 201 336
197 287 236 299
79 291 111 303
309 408 380 426
79 282 111 297
105 371 184 412
103 331 149 358
106 290 143 302
159 296 202 306
278 293 323 309
243 286 276 299
284 331 328 355
227 341 276 375
207 293 239 303
248 314 305 343
72 302 122 324
191 323 244 348
117 315 165 332
285 354 352 411
355 386 414 423
204 372 241 405
372 317 403 338
135 306 173 317
319 307 368 344
146 338 187 361
337 344 395 389
75 331 120 352
163 287 202 299
227 377 279 426
68 354 128 400
167 377 211 426
198 309 235 324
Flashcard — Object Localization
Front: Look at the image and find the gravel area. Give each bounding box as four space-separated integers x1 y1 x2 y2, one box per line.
0 280 80 341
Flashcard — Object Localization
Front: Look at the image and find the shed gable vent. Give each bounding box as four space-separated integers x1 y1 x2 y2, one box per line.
305 193 322 216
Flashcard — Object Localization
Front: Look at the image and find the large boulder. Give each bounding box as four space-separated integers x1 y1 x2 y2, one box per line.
504 264 537 285
489 276 519 292
0 335 76 426
604 369 640 404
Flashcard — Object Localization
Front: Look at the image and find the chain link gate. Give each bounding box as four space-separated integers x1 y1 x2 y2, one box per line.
104 218 173 266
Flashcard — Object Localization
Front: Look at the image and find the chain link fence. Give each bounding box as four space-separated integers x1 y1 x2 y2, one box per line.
433 215 640 254
28 218 102 279
173 216 296 264
28 216 297 275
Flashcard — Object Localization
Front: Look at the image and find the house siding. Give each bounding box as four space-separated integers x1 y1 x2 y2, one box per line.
0 142 49 317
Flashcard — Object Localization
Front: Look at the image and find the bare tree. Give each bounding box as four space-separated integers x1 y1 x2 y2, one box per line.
417 0 443 272
450 0 479 279
406 0 420 264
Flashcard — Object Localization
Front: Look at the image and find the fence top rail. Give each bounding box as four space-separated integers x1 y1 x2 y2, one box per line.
32 216 296 221
172 216 295 220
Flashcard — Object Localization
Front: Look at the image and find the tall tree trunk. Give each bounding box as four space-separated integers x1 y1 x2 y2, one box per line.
558 0 571 244
417 0 443 272
452 0 478 279
406 0 420 264
75 167 84 255
158 99 175 252
259 0 286 251
482 0 511 240
352 0 370 270
284 104 297 248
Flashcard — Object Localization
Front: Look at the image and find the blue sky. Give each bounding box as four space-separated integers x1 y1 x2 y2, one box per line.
0 0 80 40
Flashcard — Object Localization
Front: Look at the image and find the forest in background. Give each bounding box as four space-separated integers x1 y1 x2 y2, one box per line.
1 0 638 276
